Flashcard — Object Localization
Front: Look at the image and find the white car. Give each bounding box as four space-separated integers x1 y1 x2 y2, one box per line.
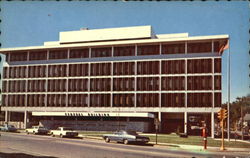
50 127 78 138
26 126 49 135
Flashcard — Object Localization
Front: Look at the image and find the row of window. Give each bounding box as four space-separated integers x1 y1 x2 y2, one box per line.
3 58 222 79
2 76 221 93
1 93 221 107
4 40 227 62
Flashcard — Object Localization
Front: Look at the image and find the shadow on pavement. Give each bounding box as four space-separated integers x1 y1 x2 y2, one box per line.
116 142 154 147
0 152 57 158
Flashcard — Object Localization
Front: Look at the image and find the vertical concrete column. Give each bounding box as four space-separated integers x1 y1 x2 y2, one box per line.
184 112 188 134
158 112 162 132
185 59 188 108
211 57 215 139
111 60 113 108
88 61 91 108
66 63 69 107
159 60 162 108
212 58 215 108
134 60 137 110
24 111 28 129
45 50 49 107
5 111 9 123
211 112 215 138
134 45 138 112
185 41 187 54
25 65 29 107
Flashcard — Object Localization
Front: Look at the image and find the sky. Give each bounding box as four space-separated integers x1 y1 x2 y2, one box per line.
0 1 249 103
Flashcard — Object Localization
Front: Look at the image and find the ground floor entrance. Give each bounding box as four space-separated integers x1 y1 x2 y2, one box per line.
1 110 219 137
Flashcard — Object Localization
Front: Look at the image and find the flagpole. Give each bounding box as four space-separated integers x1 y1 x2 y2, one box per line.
227 38 230 141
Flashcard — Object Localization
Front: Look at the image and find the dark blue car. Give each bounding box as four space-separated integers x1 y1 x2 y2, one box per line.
0 124 17 132
103 130 150 144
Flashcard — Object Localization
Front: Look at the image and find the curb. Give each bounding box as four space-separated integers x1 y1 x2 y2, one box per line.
16 131 250 152
80 135 250 152
79 134 103 140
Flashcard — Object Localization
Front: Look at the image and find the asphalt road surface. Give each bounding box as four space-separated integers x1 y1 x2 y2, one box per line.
0 132 248 158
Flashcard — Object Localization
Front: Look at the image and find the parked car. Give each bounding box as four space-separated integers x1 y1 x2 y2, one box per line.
0 124 17 132
50 127 78 138
26 126 49 135
103 130 150 144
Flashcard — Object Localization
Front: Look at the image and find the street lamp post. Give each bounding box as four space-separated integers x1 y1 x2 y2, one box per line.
227 39 231 141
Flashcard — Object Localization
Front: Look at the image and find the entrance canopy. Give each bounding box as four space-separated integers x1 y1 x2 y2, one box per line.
32 112 155 118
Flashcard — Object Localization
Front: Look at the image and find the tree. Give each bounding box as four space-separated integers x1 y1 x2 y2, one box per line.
222 95 250 129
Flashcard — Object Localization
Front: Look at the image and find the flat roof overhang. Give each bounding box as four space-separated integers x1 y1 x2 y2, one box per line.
0 35 229 52
32 112 155 118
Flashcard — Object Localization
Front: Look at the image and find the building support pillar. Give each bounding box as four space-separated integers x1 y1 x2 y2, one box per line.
5 111 9 123
211 112 215 138
184 112 188 134
158 112 162 132
24 111 28 129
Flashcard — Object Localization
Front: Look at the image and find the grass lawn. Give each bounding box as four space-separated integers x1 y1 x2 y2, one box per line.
147 134 250 148
78 131 250 148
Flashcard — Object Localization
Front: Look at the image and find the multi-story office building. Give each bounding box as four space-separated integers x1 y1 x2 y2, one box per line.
0 26 228 137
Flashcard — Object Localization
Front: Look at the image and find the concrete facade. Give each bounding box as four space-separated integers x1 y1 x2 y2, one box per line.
0 26 229 136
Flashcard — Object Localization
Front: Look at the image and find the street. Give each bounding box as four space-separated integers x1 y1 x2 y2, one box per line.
0 132 249 158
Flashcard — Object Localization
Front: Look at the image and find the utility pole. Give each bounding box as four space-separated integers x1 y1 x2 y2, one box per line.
241 104 243 140
218 108 228 151
154 118 159 145
227 38 231 141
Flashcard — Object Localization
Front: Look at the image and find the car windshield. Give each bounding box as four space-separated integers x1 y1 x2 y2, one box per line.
126 131 138 136
38 127 46 129
63 127 73 130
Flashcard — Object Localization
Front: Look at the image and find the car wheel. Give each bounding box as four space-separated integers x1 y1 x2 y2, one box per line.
26 131 29 134
51 133 55 137
123 139 129 145
105 137 110 143
60 134 63 138
33 131 36 135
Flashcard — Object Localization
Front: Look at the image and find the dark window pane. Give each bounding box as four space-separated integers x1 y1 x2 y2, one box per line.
70 48 89 58
91 47 112 58
162 43 185 54
187 59 212 73
136 93 159 107
162 60 185 74
10 52 28 62
187 93 212 107
214 58 221 73
137 45 159 55
29 50 47 60
114 46 135 57
49 49 68 60
90 63 111 76
187 42 212 53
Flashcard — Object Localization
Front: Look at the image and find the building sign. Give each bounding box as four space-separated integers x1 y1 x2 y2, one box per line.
64 112 110 117
65 112 85 117
32 112 154 118
87 113 110 117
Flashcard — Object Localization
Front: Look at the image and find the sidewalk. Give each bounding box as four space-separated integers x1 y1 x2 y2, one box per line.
154 142 250 152
79 134 250 153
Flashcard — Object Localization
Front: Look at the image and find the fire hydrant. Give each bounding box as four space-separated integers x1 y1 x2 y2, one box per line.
202 124 207 150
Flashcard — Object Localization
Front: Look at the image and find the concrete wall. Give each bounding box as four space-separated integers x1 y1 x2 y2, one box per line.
39 120 150 132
